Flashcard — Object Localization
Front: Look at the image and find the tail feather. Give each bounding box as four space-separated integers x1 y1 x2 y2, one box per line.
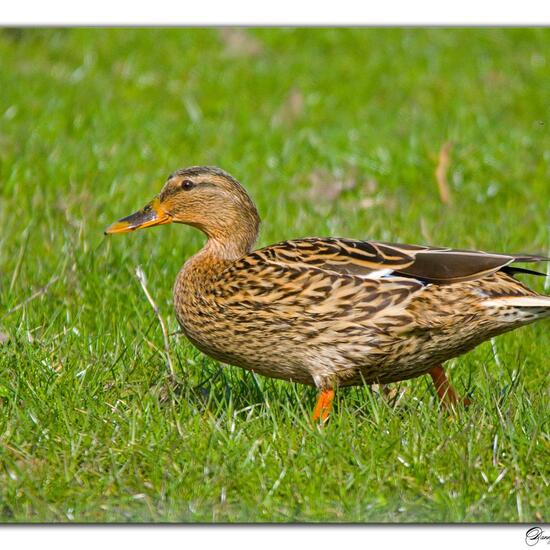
511 254 550 263
482 296 550 308
502 266 548 278
482 295 550 323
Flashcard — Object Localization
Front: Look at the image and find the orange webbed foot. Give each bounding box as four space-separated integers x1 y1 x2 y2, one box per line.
312 389 335 423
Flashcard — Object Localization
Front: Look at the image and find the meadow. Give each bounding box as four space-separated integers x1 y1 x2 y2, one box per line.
0 28 548 522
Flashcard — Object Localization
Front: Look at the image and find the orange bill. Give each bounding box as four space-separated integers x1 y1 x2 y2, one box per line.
104 198 172 235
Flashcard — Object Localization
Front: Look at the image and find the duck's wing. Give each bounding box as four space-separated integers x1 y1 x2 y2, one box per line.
252 237 548 284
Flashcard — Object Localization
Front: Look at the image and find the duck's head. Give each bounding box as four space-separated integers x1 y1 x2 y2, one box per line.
105 166 260 255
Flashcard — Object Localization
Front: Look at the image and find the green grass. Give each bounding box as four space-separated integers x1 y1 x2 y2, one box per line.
0 27 549 522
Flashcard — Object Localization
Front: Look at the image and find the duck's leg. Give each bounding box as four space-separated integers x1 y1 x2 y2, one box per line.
429 365 471 407
312 388 335 423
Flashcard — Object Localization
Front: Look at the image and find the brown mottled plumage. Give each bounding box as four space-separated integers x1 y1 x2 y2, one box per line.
106 166 550 421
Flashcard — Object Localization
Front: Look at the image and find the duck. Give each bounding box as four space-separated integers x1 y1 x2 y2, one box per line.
105 166 550 422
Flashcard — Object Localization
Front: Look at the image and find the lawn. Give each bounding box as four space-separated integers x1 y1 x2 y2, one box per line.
0 27 548 522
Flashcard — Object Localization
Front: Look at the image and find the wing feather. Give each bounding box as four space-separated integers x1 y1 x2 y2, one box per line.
252 238 549 284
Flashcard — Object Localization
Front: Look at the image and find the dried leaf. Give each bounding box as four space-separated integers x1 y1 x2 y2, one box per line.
219 29 263 58
435 141 453 205
0 331 9 345
363 179 378 195
272 88 305 127
358 197 381 209
306 169 356 201
303 170 385 214
372 383 408 408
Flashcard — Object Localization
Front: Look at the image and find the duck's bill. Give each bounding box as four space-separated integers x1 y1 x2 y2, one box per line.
104 198 172 235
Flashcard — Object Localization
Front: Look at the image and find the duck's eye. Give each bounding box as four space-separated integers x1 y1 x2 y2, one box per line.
181 179 195 191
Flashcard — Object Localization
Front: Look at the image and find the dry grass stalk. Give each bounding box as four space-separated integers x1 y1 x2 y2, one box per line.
435 141 453 205
545 230 550 292
3 274 60 318
135 266 175 378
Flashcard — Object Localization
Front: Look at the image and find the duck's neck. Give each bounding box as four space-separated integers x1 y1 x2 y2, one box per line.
201 233 256 262
177 230 259 290
176 203 261 293
203 203 260 260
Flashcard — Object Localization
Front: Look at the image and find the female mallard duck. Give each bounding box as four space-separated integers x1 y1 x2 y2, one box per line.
106 166 550 421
